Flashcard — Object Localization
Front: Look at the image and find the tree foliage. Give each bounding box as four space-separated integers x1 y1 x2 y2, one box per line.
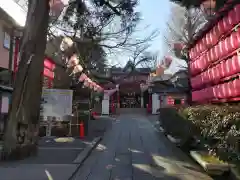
164 3 208 57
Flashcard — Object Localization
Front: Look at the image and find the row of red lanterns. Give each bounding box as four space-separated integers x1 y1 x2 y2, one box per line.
78 73 104 92
190 29 240 76
189 4 240 61
191 55 240 89
43 57 104 93
192 78 240 102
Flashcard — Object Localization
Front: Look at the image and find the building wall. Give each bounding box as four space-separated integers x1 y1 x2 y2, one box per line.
0 20 11 69
161 93 186 107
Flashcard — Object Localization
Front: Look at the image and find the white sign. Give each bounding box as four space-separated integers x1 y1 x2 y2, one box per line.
41 89 73 120
103 93 109 100
1 96 9 113
3 32 10 49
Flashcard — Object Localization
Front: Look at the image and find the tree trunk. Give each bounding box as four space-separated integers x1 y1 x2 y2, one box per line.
3 0 50 160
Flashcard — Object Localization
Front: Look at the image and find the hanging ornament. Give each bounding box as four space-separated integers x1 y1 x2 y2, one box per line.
66 54 79 68
96 86 101 92
86 78 93 89
93 85 98 91
79 73 87 82
83 79 89 87
69 65 83 76
60 37 74 52
89 82 94 89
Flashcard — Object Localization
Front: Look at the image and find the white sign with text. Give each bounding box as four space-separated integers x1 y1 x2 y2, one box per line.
41 89 73 120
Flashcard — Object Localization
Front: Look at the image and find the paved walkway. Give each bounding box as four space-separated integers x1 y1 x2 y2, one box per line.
0 116 113 180
73 112 212 180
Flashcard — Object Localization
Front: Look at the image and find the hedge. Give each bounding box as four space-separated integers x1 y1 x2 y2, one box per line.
159 104 240 165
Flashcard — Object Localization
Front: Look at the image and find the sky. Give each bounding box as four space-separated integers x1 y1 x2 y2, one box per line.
108 0 171 67
137 0 171 58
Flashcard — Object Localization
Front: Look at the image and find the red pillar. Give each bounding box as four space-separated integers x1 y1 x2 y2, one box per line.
13 37 20 79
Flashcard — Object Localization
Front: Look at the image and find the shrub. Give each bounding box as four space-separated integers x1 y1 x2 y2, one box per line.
159 104 240 164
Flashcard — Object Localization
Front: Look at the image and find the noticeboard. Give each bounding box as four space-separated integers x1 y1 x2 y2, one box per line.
41 89 73 120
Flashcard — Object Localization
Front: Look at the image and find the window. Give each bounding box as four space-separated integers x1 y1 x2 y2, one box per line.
3 30 11 50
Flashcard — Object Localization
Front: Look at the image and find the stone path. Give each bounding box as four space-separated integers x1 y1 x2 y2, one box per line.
73 112 212 180
0 116 113 180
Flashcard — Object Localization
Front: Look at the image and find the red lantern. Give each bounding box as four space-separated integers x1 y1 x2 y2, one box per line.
79 73 87 82
44 58 56 70
83 79 89 87
93 83 98 91
43 68 54 79
72 65 83 74
89 81 94 89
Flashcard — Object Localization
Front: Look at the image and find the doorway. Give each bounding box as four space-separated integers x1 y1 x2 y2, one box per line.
120 92 141 108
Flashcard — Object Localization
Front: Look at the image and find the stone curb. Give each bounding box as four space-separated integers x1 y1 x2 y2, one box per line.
230 167 240 180
68 136 102 180
73 137 102 164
